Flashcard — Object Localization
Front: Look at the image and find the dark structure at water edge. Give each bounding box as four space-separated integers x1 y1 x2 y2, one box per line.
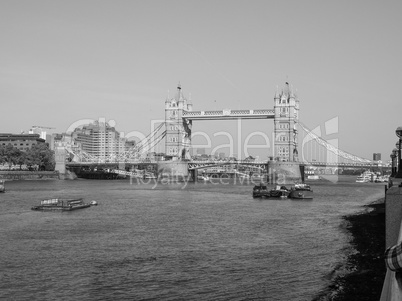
313 199 386 301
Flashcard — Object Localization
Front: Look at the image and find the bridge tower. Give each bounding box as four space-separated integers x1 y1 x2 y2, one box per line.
165 83 193 160
274 82 299 162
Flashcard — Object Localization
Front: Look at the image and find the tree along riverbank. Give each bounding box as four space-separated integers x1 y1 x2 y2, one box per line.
0 143 55 171
314 198 386 301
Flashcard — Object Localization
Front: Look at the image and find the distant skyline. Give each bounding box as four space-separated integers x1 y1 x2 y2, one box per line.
1 0 401 160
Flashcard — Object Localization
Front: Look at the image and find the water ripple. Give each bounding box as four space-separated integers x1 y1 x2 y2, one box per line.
0 177 384 300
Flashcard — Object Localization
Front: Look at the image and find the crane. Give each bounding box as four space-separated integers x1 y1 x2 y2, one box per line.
32 126 55 130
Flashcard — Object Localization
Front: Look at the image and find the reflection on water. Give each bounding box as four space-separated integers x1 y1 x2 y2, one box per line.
0 176 385 300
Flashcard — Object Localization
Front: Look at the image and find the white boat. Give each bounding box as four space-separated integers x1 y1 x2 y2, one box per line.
306 175 320 180
375 176 384 183
305 170 320 180
90 200 98 206
356 176 370 183
356 172 372 183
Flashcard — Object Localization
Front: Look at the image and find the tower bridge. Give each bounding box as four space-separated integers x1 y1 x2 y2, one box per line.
61 81 380 182
165 82 299 162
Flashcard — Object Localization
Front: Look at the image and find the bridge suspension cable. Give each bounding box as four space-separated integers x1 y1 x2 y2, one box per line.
65 144 99 162
297 121 372 164
109 122 166 162
64 122 166 163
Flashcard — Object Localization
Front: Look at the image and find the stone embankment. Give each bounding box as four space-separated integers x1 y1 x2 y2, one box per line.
0 171 60 180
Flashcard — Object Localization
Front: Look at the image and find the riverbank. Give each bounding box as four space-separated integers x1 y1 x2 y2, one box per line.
0 171 60 180
314 198 386 300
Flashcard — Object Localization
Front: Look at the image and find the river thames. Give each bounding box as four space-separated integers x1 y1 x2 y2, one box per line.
0 176 385 300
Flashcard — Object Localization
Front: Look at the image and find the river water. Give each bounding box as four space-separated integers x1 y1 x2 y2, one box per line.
0 176 385 300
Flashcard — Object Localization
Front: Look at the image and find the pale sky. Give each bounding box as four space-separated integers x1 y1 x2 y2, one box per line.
1 0 401 161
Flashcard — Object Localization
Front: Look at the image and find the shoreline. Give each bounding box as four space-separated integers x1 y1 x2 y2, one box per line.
0 170 60 180
313 198 386 300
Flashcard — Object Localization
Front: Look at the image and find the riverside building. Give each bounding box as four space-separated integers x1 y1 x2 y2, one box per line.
0 133 45 151
71 121 126 161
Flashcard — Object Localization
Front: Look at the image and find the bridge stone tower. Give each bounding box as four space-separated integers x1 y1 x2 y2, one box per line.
165 83 193 160
274 82 299 162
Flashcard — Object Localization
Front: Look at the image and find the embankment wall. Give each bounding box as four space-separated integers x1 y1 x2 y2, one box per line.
385 182 402 248
0 171 60 180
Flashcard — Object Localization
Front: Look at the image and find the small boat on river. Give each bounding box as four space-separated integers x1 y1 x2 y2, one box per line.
289 183 313 199
356 171 373 183
269 185 290 198
252 183 269 198
0 180 5 193
31 198 90 211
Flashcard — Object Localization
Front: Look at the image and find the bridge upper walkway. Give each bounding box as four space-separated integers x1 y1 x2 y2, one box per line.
182 109 274 120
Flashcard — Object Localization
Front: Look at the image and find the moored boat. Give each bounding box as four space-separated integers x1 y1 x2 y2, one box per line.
0 180 5 193
289 183 313 199
305 170 320 180
31 198 90 211
252 183 269 198
306 175 320 180
269 185 290 198
356 171 374 183
356 175 370 183
374 176 384 183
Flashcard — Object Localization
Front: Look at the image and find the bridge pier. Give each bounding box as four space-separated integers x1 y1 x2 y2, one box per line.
189 169 197 182
267 161 302 184
54 146 67 178
157 161 189 180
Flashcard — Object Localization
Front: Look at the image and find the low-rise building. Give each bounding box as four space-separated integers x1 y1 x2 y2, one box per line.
0 133 45 151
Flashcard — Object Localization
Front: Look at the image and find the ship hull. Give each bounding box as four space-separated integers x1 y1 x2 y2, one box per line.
289 190 313 199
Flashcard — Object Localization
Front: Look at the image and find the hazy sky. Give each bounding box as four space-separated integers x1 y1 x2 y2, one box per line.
1 0 401 160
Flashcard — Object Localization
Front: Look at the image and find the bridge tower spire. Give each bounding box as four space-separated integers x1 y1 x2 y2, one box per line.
165 83 192 160
274 81 299 162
